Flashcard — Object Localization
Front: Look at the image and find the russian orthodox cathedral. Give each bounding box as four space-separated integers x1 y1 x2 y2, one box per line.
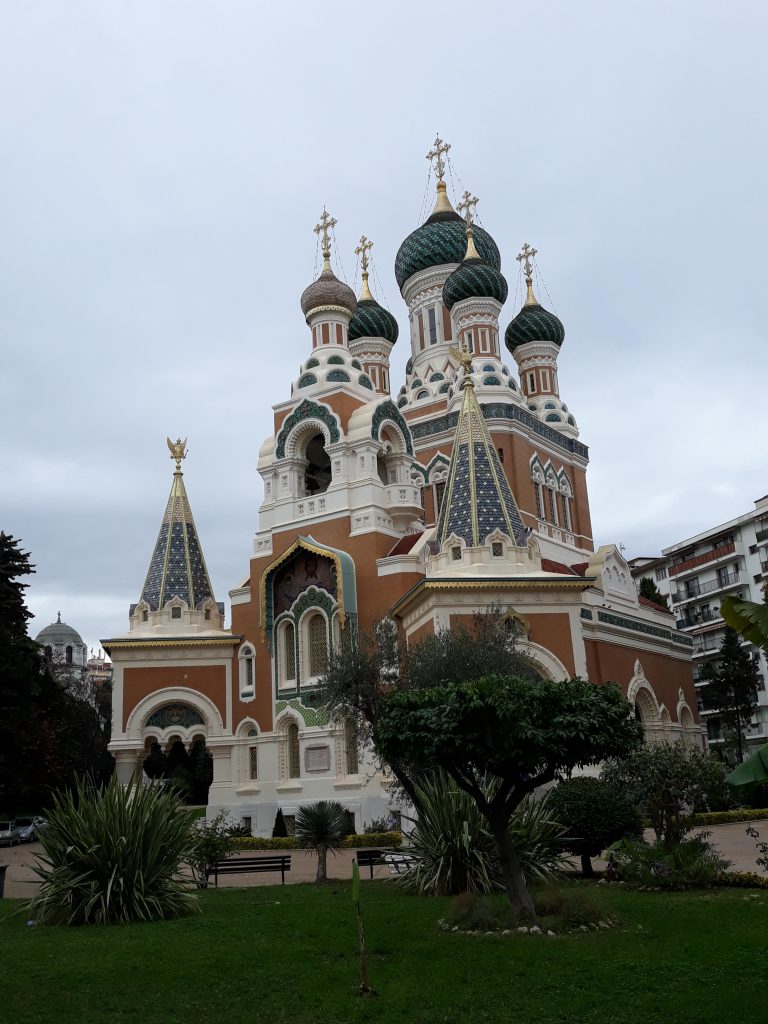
104 139 702 831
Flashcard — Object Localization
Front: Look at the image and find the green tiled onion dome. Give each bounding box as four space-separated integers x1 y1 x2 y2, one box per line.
300 268 357 317
395 211 501 292
504 301 565 352
443 257 508 311
349 298 399 345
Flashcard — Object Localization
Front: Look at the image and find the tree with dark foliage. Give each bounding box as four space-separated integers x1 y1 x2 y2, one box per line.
699 626 759 763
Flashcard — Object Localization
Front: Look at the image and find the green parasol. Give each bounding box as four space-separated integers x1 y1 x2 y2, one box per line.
725 742 768 787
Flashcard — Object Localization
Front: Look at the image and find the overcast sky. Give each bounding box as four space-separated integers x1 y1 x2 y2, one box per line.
2 1 767 653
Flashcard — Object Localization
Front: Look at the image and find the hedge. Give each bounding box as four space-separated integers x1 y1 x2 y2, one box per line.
718 871 768 889
232 831 402 852
687 809 768 826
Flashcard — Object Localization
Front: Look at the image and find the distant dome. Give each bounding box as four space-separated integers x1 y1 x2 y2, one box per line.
443 257 508 310
35 613 85 648
349 298 399 345
300 268 357 318
395 212 501 292
505 302 565 352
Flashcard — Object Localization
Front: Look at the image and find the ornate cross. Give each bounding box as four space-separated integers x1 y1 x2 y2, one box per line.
314 207 337 264
354 235 373 276
426 134 451 182
516 242 538 283
457 190 479 227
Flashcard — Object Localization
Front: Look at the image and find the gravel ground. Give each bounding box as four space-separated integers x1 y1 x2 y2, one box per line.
1 821 765 900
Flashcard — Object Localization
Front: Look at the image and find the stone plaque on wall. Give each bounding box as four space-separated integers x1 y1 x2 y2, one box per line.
305 745 331 772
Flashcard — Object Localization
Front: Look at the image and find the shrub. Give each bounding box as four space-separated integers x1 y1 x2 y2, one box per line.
186 811 240 888
446 892 517 932
547 777 642 877
230 832 401 852
602 745 728 847
272 809 288 837
745 824 768 872
363 816 396 835
534 886 605 929
232 836 296 851
687 808 768 826
719 871 768 889
446 887 606 933
343 831 402 849
295 800 349 883
608 832 731 889
27 776 199 926
401 771 569 897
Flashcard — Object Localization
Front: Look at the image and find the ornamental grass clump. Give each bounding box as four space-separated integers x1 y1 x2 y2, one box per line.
27 775 200 926
295 800 349 883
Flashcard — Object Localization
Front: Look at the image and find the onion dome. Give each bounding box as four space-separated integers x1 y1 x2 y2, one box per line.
443 227 508 310
35 612 85 648
395 181 501 291
348 273 399 344
504 251 564 352
300 267 356 318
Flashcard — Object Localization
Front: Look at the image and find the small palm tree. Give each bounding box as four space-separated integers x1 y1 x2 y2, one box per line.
295 800 349 883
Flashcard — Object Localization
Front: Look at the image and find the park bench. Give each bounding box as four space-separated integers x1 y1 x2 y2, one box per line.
212 854 292 886
355 848 418 879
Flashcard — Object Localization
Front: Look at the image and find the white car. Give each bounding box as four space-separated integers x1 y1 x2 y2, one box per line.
0 820 22 846
17 816 48 843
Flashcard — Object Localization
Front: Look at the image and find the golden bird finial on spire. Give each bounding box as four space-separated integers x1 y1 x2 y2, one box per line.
516 242 539 306
354 235 374 301
314 207 337 272
167 436 188 472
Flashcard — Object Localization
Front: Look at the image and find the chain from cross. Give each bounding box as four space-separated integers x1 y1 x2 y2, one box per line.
457 190 479 227
516 242 538 282
354 235 373 275
426 134 451 182
314 207 337 259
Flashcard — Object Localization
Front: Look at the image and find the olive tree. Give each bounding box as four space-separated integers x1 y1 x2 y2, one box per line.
374 675 642 921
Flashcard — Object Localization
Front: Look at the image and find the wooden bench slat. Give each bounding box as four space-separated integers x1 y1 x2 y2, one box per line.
213 854 292 886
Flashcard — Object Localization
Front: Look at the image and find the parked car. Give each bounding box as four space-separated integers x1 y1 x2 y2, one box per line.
0 820 22 846
16 816 48 843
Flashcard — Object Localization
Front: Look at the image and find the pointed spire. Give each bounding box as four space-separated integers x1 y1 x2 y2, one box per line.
139 441 216 611
516 242 540 306
436 347 525 548
354 235 375 301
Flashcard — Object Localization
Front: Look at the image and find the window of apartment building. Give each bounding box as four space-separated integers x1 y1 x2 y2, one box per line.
655 567 667 581
749 544 758 555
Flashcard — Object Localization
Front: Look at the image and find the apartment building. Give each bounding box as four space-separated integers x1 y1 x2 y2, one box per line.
630 495 768 753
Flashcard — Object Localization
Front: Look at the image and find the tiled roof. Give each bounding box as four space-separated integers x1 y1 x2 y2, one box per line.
140 469 216 611
639 595 672 615
387 534 421 557
435 376 525 548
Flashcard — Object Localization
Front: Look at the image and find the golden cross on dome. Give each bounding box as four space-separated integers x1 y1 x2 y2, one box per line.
516 242 538 284
457 190 479 227
426 134 451 182
314 207 337 269
354 235 373 276
166 436 188 471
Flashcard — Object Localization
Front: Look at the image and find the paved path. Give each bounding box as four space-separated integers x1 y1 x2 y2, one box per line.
2 821 765 899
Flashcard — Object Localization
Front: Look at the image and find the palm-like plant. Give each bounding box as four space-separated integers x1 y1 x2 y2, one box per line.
294 800 349 883
27 775 200 925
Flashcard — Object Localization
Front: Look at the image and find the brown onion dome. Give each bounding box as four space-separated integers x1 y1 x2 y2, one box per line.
300 268 357 318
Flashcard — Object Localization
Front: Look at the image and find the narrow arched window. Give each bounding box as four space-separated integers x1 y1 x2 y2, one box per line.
560 492 572 532
308 613 328 677
239 643 255 698
66 645 73 665
284 622 296 682
288 723 300 779
345 719 359 775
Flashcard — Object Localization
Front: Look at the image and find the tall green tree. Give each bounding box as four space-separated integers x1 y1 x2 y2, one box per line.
699 626 759 763
374 675 642 921
638 576 669 609
322 610 536 807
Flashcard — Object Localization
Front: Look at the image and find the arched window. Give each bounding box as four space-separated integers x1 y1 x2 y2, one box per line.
44 645 52 659
278 621 296 688
308 613 328 678
65 645 73 665
345 719 359 775
288 723 300 779
239 643 255 698
303 432 331 495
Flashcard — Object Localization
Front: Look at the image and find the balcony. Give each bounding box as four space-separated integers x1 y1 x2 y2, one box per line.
668 541 736 577
671 570 740 603
676 608 723 630
692 635 722 656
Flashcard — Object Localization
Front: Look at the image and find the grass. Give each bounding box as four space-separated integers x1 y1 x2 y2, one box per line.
1 882 767 1024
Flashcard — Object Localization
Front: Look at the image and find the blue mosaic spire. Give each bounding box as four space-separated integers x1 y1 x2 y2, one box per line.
436 356 525 548
139 442 216 611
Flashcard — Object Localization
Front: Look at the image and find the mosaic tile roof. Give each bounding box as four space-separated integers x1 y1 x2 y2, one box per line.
443 257 509 310
140 469 216 611
348 298 399 344
300 268 356 317
505 301 565 351
435 376 525 548
395 214 501 291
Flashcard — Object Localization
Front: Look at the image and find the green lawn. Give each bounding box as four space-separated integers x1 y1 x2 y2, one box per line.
1 882 766 1024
